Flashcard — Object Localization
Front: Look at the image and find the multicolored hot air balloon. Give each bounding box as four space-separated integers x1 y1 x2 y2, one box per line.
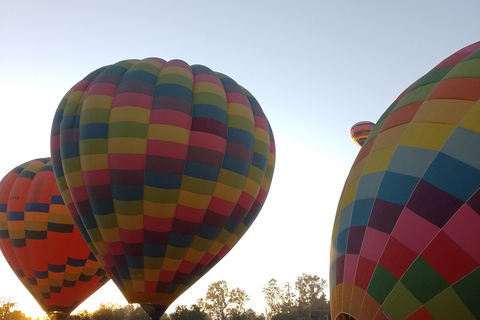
50 58 275 319
330 41 480 320
0 158 108 320
350 121 375 146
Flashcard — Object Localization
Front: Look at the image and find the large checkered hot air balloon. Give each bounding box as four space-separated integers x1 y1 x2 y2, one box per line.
331 41 480 320
0 158 108 320
50 58 275 319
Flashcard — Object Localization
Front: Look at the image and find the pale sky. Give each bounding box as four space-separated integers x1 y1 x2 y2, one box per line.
0 1 479 318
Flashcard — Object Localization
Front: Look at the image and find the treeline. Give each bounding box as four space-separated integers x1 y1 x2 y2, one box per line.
1 273 330 320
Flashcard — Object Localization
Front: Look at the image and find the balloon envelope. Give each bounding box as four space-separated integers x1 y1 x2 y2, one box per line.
50 58 275 319
350 121 375 146
0 158 108 319
331 41 480 320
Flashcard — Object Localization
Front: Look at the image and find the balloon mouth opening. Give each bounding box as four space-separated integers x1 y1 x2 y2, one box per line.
47 311 71 320
141 304 168 320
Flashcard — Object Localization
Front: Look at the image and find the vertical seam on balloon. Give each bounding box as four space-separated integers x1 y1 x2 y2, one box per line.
161 60 195 295
184 66 230 287
143 57 166 290
107 60 140 292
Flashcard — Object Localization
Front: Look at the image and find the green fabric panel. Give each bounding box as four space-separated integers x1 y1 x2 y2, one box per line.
400 257 449 304
80 108 111 124
95 213 118 229
79 139 108 155
445 58 480 79
157 73 193 87
412 66 452 88
425 287 475 320
382 282 422 320
464 50 480 61
180 176 216 195
367 265 398 304
109 122 148 138
144 186 179 204
452 268 480 318
393 82 437 111
194 92 228 111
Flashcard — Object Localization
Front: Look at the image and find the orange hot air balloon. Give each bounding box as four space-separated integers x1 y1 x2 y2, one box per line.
350 121 375 146
0 158 109 320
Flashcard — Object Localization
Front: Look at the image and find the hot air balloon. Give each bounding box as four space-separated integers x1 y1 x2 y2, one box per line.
350 121 375 146
330 41 480 320
50 58 275 319
0 158 108 320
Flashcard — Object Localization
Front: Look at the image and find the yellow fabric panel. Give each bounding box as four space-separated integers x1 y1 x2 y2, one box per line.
345 157 367 188
177 189 211 209
243 177 261 198
362 147 396 175
158 65 193 80
80 154 109 170
143 200 177 218
414 99 473 124
110 106 150 123
194 81 226 97
459 100 480 134
337 177 360 216
147 124 190 144
161 258 182 272
144 267 161 282
370 124 407 153
82 95 114 110
99 227 121 242
63 170 84 189
255 127 271 146
114 199 143 216
229 102 254 118
116 213 143 230
207 240 224 256
213 182 243 202
400 122 455 150
108 137 147 153
184 246 205 263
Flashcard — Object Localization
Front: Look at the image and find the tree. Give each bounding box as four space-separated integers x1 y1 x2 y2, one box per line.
169 304 207 320
205 281 229 320
280 282 295 315
0 298 30 320
204 280 250 320
0 298 17 319
262 279 281 317
69 310 93 320
228 287 250 317
244 308 264 320
295 274 326 320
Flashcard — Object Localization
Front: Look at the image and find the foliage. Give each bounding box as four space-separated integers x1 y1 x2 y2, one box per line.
280 282 295 314
228 287 250 315
0 298 31 320
262 279 282 316
169 304 207 320
69 303 151 320
271 313 296 320
205 280 229 320
204 280 250 320
1 272 330 320
262 274 330 320
295 273 326 320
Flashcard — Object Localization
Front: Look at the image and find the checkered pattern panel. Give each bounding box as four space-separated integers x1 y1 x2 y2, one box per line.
0 158 108 315
331 42 480 320
50 58 275 310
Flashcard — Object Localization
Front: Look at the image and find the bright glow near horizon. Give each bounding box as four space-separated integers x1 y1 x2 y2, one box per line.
0 1 479 318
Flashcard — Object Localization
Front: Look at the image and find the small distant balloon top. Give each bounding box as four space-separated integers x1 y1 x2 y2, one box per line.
350 121 375 146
